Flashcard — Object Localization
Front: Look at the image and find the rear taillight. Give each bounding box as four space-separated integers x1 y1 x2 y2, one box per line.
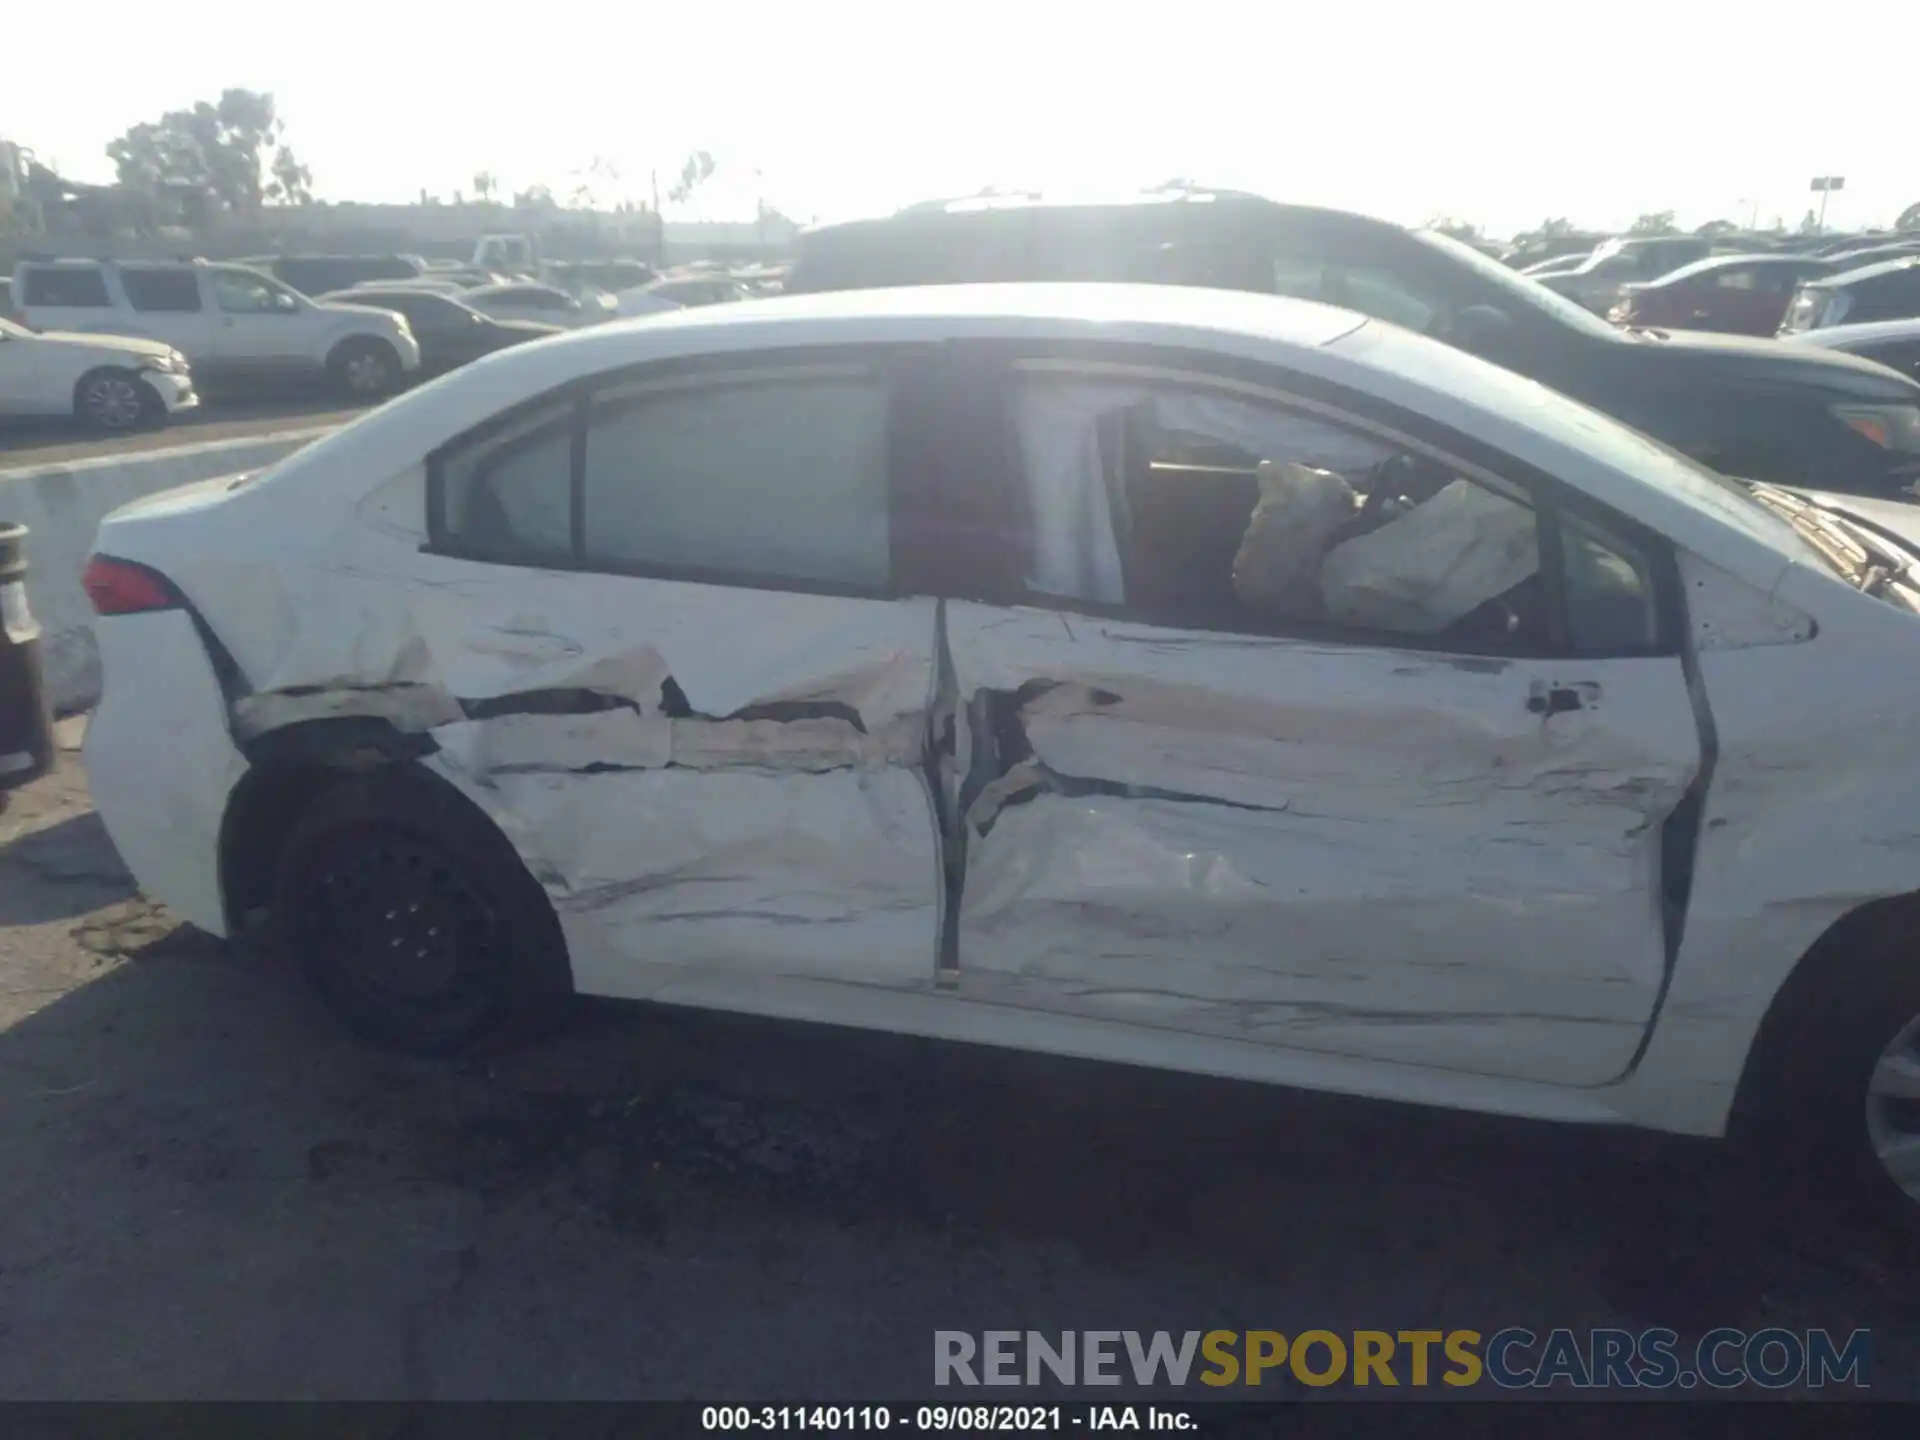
82 555 183 615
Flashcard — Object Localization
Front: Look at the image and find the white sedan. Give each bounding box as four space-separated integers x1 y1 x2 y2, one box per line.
0 317 197 430
77 284 1920 1215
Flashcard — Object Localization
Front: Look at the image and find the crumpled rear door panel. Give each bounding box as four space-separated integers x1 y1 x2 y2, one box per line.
232 557 947 994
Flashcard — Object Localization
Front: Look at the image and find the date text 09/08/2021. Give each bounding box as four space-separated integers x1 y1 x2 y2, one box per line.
702 1408 1188 1432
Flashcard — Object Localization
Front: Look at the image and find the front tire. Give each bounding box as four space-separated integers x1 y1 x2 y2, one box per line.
272 769 573 1055
74 368 162 432
326 337 402 398
1737 905 1920 1223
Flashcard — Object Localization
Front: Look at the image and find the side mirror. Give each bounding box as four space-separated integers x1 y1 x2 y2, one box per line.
1451 304 1514 355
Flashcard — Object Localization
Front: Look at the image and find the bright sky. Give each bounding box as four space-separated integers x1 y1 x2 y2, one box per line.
9 1 1918 237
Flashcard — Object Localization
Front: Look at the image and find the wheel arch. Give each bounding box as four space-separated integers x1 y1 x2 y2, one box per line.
1727 889 1920 1140
71 363 146 403
218 717 467 934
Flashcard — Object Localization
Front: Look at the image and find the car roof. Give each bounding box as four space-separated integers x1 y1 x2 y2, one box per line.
1646 252 1828 286
799 190 1405 242
1787 316 1920 351
258 283 1808 595
468 282 561 297
319 286 456 302
1814 255 1920 289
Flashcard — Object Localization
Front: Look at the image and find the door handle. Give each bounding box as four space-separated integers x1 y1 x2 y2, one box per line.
1527 680 1600 716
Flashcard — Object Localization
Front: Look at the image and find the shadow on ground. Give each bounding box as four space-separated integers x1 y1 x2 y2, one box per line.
0 812 137 924
1 899 1915 1401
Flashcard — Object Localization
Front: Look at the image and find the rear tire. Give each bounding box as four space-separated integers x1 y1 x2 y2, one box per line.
272 769 573 1055
74 368 162 432
326 337 402 398
1736 905 1920 1225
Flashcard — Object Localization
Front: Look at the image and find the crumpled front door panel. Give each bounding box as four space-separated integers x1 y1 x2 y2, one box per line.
945 602 1701 1087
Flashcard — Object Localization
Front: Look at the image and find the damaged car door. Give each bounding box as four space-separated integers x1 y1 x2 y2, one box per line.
939 357 1704 1088
412 357 946 1001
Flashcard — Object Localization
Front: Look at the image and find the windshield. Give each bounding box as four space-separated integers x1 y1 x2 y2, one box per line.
1533 397 1830 568
1748 484 1920 603
1413 230 1621 339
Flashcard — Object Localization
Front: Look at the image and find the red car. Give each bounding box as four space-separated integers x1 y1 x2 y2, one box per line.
1609 254 1834 336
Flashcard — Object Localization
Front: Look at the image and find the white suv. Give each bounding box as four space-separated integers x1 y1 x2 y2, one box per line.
11 259 422 398
0 315 198 430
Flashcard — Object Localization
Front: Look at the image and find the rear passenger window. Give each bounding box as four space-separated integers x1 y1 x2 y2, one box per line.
435 368 894 592
22 268 110 307
439 400 574 557
582 373 891 588
121 269 203 312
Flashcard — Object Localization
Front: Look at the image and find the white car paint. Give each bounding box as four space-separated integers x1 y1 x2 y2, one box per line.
0 318 196 419
9 261 420 388
78 283 1920 1155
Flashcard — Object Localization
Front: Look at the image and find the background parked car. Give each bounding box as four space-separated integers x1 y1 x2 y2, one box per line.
0 315 196 430
462 281 613 329
785 190 1920 498
612 273 751 318
1813 241 1920 271
10 259 421 398
347 276 468 296
246 253 427 296
643 274 752 307
1500 232 1608 268
317 287 561 375
1780 257 1920 334
546 260 658 296
1608 254 1833 336
1786 317 1920 384
1535 236 1715 314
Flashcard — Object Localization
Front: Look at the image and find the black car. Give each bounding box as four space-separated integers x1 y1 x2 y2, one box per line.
319 287 560 375
1780 257 1920 336
252 253 426 296
785 191 1920 498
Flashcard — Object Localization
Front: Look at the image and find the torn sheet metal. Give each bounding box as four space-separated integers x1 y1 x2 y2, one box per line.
944 600 1701 1089
1320 479 1540 634
229 555 946 994
240 562 938 740
433 764 942 995
431 708 922 775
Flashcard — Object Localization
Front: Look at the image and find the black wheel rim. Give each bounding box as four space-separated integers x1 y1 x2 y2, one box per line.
293 825 504 1038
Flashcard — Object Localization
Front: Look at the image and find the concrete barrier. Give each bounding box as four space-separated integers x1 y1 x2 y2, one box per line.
0 427 335 713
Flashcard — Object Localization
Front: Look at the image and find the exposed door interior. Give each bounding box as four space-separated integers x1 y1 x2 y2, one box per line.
938 361 1704 1087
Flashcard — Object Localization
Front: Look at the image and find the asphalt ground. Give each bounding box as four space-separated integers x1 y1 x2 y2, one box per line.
0 740 1914 1402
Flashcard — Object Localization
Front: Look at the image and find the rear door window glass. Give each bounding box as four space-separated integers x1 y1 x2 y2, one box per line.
22 268 111 307
581 372 891 588
440 401 575 556
121 269 204 312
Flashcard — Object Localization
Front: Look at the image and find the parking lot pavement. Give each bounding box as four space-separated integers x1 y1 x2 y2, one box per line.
0 397 369 468
1 746 1916 1402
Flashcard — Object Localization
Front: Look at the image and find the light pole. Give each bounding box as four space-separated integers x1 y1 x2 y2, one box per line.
1810 175 1845 231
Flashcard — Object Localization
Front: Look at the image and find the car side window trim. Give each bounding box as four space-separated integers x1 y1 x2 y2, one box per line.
950 346 1682 661
424 350 914 601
